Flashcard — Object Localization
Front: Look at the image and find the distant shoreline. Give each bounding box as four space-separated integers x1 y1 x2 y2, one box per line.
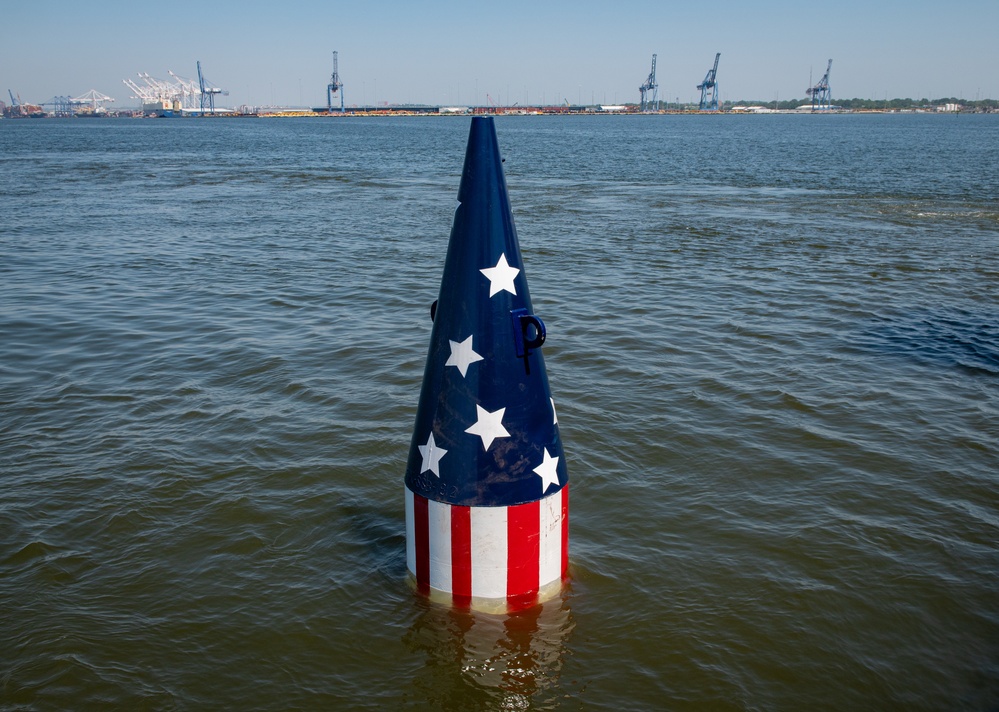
3 107 992 120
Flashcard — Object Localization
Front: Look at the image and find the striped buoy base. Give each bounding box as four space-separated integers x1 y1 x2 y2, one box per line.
405 485 569 613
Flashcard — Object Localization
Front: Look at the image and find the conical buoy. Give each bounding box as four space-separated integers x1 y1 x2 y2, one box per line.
404 116 568 612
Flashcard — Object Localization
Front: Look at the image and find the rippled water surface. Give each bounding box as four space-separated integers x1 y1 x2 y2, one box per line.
2 114 998 710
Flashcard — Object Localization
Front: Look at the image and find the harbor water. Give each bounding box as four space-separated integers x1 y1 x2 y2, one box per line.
1 114 997 710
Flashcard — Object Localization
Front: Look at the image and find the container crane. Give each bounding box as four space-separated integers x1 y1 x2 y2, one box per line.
73 90 115 114
167 70 200 108
806 59 832 111
40 96 74 117
327 51 344 112
697 53 721 111
197 61 227 115
124 72 185 114
639 54 659 112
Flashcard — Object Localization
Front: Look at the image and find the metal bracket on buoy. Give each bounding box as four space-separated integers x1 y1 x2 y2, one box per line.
511 308 546 374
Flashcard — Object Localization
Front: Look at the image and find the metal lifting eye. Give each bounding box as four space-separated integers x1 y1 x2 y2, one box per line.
510 308 546 374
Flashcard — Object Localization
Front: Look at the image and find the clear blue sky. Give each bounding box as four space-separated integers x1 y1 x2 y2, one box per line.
3 0 997 108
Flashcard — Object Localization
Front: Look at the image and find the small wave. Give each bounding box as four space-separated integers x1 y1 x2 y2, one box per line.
876 199 999 226
3 540 59 567
856 306 999 375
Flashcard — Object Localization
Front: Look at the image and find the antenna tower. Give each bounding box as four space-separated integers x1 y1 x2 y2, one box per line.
328 51 344 112
639 54 659 112
697 53 721 111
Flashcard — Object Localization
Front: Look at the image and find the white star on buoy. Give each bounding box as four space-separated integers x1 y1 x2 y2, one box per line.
533 448 560 493
464 405 510 450
445 335 484 377
480 253 519 297
418 432 447 476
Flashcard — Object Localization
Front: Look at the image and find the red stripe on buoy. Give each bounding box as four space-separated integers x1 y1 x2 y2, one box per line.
414 494 430 595
507 499 540 609
451 504 472 607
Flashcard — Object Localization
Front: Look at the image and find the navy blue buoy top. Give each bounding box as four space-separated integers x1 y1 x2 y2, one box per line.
404 117 567 508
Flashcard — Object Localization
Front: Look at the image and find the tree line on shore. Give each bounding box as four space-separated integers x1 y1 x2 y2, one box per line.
727 97 997 111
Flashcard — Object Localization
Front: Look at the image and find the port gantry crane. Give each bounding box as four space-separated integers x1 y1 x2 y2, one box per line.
327 51 344 112
697 53 721 111
639 54 659 112
197 61 227 115
40 96 74 117
806 59 832 111
74 90 114 114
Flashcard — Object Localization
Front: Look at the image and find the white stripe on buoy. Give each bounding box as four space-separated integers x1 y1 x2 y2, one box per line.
406 484 569 610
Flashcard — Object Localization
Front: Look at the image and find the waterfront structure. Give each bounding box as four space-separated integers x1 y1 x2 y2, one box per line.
807 59 833 111
327 51 344 113
698 52 721 111
197 62 227 115
639 54 659 112
124 65 226 116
